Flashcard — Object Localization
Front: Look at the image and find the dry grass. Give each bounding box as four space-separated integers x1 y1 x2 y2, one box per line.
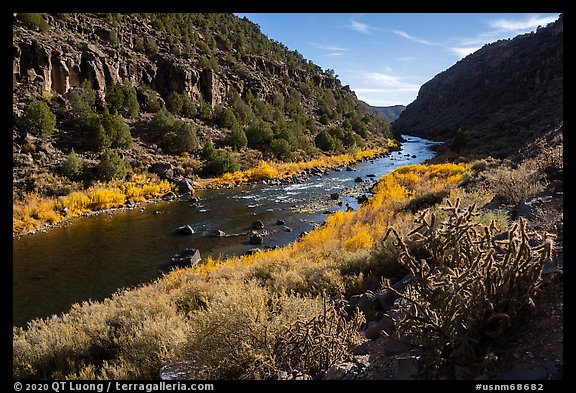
484 161 545 205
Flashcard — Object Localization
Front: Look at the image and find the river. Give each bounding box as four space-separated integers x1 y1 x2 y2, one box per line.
13 135 441 327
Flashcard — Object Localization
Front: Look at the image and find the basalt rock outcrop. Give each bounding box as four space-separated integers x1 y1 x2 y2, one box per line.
13 14 343 111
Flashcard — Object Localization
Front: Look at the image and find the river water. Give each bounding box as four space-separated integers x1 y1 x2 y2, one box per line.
13 135 441 327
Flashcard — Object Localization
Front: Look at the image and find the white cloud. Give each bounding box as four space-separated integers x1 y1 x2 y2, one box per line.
309 42 349 52
348 20 372 34
392 30 436 46
489 15 558 32
448 46 482 58
361 72 421 92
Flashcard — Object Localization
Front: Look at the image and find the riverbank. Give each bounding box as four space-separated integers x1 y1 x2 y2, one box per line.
12 145 396 237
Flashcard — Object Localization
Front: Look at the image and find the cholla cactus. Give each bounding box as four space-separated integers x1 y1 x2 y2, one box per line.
274 298 364 378
383 198 550 361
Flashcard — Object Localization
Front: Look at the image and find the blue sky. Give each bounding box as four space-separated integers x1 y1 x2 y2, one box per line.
235 13 561 107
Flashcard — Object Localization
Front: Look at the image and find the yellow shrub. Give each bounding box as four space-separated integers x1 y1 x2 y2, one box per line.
59 192 91 214
87 188 125 210
343 225 373 251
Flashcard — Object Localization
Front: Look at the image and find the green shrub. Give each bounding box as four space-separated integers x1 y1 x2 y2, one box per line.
246 120 273 149
19 100 56 137
166 91 184 115
97 148 131 181
202 140 217 161
101 109 133 149
149 108 175 135
314 130 336 152
198 56 220 72
16 13 49 32
205 151 240 176
145 37 159 55
106 81 139 117
226 124 248 150
68 84 99 131
61 150 85 181
139 85 163 113
181 94 196 118
148 109 197 154
214 106 237 129
88 122 111 150
232 99 255 125
196 98 213 121
270 138 292 161
122 80 140 117
164 120 198 154
105 84 125 115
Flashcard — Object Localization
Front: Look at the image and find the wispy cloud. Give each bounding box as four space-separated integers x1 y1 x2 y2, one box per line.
392 30 437 46
360 71 421 92
309 42 349 52
389 14 559 60
348 19 372 34
489 14 558 32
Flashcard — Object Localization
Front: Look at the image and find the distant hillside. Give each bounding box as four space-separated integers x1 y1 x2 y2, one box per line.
363 103 406 122
392 15 563 159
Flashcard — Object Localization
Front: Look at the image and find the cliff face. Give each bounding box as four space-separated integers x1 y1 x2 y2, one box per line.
392 15 563 158
12 14 341 111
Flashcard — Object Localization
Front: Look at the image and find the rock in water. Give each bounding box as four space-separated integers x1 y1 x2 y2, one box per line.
175 225 194 234
212 229 226 238
170 248 201 268
249 232 264 245
252 220 265 229
357 195 369 204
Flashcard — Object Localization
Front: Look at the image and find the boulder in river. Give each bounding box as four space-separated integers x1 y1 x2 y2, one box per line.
346 166 356 172
174 178 195 194
354 176 363 183
357 195 369 204
276 219 286 225
330 192 340 200
252 220 265 229
212 229 226 238
175 225 194 234
249 232 264 245
170 248 201 268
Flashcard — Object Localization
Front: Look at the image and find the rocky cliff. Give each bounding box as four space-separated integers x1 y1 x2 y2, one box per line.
13 13 342 112
392 15 563 159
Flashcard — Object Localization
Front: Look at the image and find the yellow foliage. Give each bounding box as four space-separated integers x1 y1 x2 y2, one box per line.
343 224 373 251
206 148 389 188
13 173 176 235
